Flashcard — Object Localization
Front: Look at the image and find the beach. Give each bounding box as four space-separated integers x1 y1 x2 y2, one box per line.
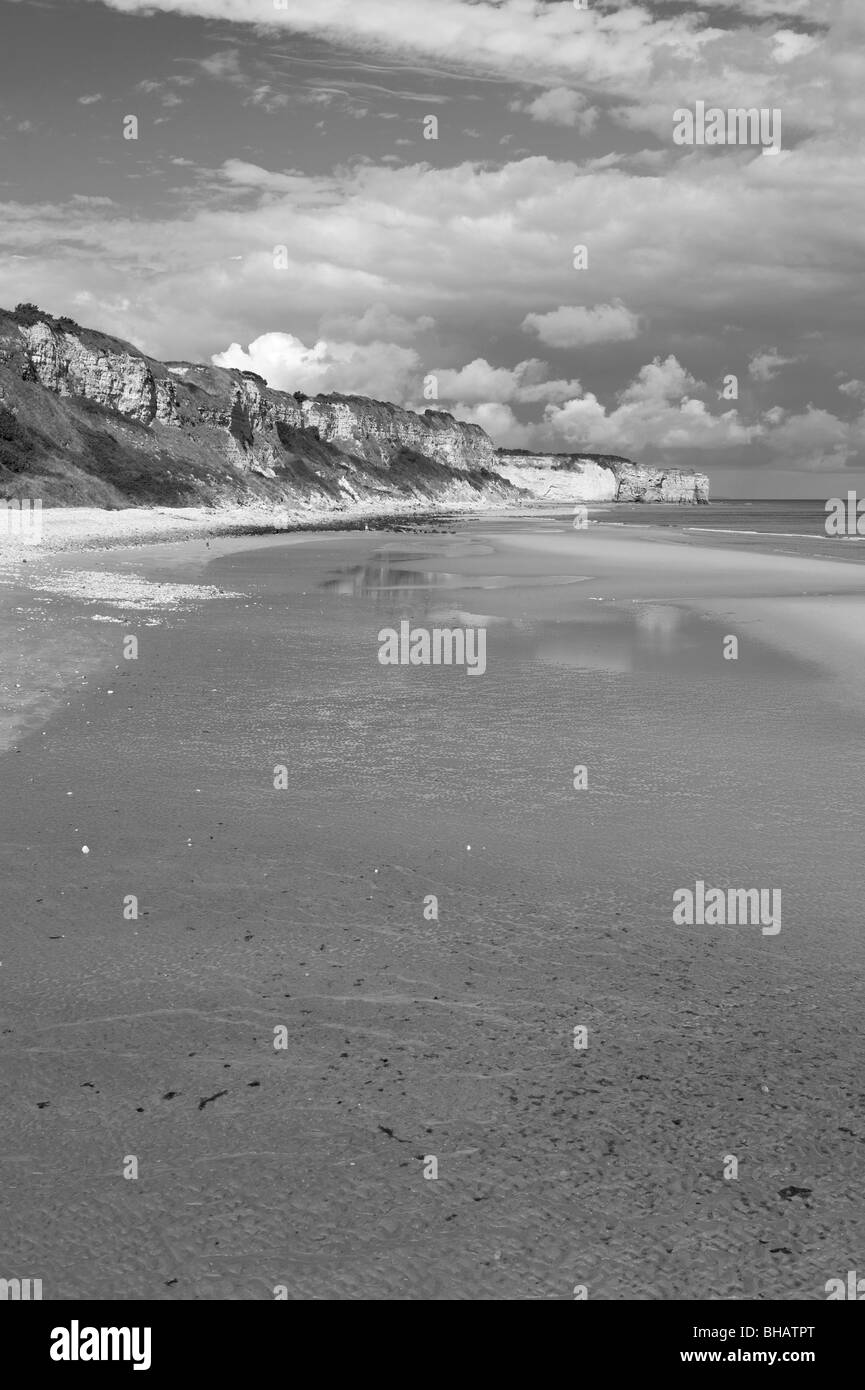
1 508 863 1299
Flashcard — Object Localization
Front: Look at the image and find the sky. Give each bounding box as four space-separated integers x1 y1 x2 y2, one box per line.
0 0 863 496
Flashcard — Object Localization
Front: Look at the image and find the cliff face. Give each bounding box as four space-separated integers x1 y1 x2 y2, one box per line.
494 455 619 502
8 321 495 473
494 450 710 505
16 320 184 428
614 462 709 504
301 396 495 472
0 308 709 511
0 310 510 511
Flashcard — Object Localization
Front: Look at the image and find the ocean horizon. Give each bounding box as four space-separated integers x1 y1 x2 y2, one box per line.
589 498 859 538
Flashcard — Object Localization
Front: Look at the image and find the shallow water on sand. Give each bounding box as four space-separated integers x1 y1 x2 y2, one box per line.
2 517 864 1299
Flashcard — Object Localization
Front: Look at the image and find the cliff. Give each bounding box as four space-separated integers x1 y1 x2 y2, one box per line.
495 450 709 505
0 305 708 512
0 306 510 514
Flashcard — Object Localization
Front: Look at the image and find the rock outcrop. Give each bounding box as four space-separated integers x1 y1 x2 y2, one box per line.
13 320 183 427
0 306 709 511
494 450 709 504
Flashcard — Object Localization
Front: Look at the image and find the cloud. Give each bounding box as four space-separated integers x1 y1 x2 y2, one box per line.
218 159 333 198
78 94 103 105
318 304 434 344
198 49 242 80
697 1 818 15
211 339 579 415
523 357 865 472
190 47 287 108
523 302 641 349
773 30 821 64
81 0 719 96
447 401 535 449
4 142 864 469
244 85 290 113
84 0 854 150
430 357 581 406
430 353 865 469
748 348 798 382
212 331 421 400
540 355 758 455
761 403 864 471
510 88 598 133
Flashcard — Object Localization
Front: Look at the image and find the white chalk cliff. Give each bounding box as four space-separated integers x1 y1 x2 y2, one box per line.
494 451 709 505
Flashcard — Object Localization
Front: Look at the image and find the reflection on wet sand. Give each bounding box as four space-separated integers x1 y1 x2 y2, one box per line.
536 602 821 679
320 548 586 603
322 559 455 600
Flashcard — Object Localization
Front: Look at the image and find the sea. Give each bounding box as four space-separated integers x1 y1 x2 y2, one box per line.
591 498 845 538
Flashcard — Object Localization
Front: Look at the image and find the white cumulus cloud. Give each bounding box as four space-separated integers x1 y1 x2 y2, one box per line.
430 357 581 406
540 355 758 454
212 332 420 400
523 302 641 349
510 88 599 132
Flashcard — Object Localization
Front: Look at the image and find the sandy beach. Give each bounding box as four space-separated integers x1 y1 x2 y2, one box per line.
1 508 864 1299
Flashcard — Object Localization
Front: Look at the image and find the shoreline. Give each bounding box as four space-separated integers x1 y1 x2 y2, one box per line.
1 498 858 568
0 497 672 560
0 498 523 559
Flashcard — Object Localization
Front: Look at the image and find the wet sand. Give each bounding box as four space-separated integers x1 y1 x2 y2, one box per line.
1 515 864 1299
